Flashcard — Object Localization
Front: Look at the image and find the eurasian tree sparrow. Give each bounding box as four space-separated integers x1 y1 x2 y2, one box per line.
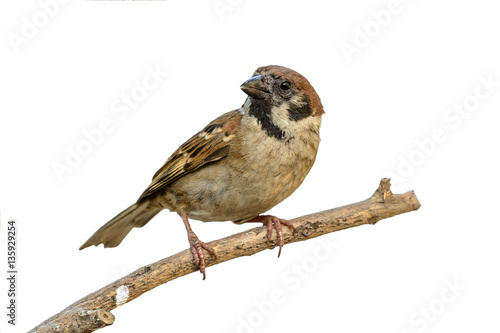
80 65 325 279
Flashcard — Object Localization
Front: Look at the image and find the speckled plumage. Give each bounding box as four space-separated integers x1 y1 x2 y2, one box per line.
80 65 324 278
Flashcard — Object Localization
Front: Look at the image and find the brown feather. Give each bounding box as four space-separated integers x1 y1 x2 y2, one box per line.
137 110 242 201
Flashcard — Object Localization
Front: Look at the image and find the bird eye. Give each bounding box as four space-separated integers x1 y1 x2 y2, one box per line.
280 80 291 90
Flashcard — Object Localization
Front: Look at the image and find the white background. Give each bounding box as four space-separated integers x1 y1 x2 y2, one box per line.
1 0 499 332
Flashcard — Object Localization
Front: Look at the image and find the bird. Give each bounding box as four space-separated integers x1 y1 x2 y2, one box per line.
80 65 324 279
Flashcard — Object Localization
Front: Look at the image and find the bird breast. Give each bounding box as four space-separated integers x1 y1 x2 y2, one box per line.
161 113 321 223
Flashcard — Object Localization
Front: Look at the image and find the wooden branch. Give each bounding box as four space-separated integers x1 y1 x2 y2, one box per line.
30 178 420 332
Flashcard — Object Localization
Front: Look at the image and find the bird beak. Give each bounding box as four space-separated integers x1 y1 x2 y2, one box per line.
240 75 269 100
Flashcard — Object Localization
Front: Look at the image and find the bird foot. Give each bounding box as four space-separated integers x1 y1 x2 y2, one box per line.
187 230 217 280
248 215 295 257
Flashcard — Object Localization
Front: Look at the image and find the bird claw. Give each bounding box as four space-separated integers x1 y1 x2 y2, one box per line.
187 231 216 280
252 215 295 257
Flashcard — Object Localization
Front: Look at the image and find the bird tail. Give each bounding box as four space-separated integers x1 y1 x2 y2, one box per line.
79 201 161 250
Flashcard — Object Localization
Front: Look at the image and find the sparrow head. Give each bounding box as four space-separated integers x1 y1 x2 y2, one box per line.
240 65 324 140
241 65 324 117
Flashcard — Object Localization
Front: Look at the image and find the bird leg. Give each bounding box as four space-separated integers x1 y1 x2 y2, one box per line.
181 214 217 280
245 215 295 257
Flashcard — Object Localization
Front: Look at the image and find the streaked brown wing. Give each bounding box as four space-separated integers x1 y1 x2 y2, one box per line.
138 110 242 201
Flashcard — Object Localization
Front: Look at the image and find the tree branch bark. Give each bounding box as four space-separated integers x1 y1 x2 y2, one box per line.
30 178 420 332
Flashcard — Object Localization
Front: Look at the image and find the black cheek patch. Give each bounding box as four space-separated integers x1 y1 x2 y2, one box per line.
287 95 312 121
248 100 287 141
